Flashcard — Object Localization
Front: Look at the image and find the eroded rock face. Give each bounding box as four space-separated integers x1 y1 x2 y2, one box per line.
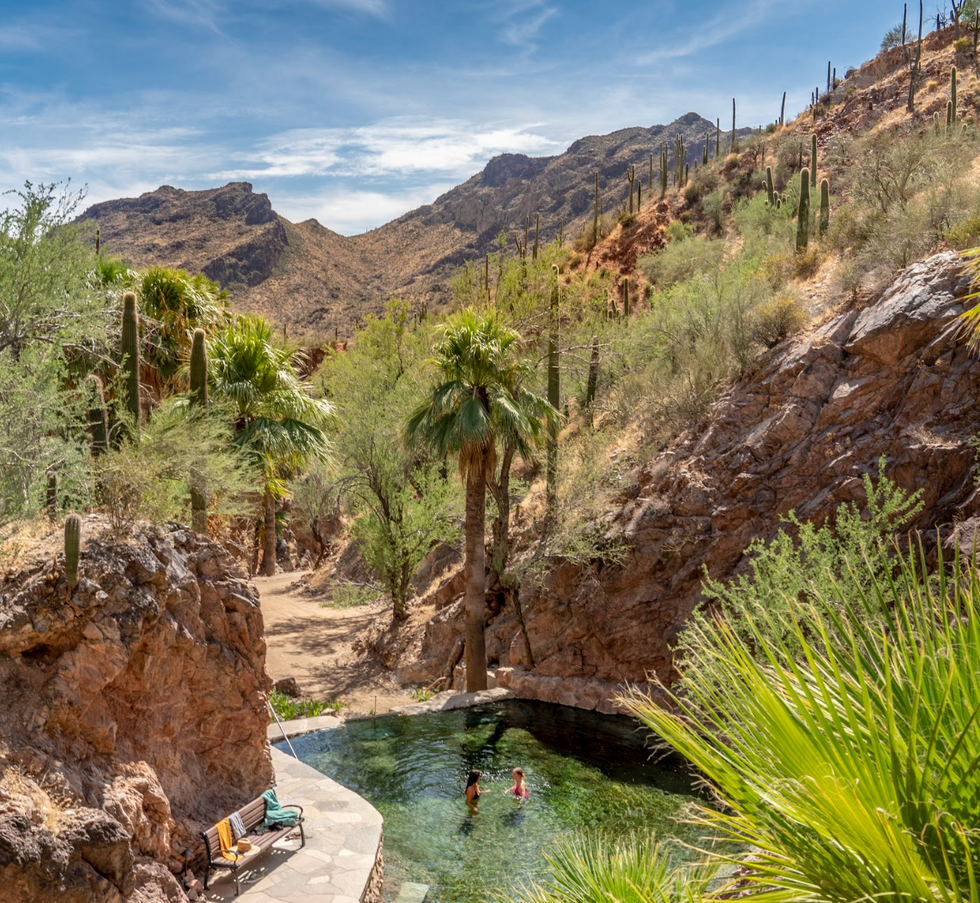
419 253 980 702
0 526 272 903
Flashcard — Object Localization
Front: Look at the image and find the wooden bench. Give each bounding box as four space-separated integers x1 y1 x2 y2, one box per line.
201 795 305 895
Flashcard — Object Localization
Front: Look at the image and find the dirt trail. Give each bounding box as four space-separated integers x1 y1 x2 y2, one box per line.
254 572 415 715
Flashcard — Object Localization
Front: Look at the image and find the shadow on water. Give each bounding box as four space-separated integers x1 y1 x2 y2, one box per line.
280 699 709 903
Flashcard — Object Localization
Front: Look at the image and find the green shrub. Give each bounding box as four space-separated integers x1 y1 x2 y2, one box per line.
624 535 980 903
505 832 715 903
954 36 972 53
268 689 343 722
639 233 725 287
944 213 980 249
320 582 380 609
680 462 921 671
751 296 809 348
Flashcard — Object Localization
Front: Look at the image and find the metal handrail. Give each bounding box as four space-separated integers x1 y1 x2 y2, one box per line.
268 700 300 760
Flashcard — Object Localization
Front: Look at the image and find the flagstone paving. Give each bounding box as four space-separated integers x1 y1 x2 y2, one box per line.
201 746 382 902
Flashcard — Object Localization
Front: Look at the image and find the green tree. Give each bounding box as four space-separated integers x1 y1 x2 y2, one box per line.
0 182 110 522
318 301 460 621
208 315 333 575
135 266 228 396
405 309 551 691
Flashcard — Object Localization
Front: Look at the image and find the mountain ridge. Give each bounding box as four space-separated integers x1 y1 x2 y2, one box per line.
80 112 741 335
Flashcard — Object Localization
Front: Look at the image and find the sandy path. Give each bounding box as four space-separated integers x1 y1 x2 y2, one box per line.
255 572 415 715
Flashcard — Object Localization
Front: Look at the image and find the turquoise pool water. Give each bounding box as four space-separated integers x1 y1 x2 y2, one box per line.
278 700 704 903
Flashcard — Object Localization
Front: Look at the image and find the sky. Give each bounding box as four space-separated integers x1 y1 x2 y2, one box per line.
1 0 900 235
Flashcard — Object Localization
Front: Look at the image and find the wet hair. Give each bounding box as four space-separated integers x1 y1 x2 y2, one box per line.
512 768 524 777
466 770 482 788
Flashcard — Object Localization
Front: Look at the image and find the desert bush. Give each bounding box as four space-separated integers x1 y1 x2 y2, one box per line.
268 690 343 721
90 401 255 533
679 463 921 671
751 296 808 348
944 213 980 249
792 244 822 279
624 534 980 903
639 233 725 287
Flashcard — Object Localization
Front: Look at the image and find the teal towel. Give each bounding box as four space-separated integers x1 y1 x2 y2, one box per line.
261 789 298 827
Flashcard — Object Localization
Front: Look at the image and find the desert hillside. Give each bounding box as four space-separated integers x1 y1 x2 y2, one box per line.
80 113 739 335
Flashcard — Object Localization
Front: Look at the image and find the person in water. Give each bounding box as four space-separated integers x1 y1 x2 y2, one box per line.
508 767 528 798
465 769 482 811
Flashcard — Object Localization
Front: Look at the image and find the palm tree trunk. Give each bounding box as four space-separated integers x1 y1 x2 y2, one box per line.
463 459 489 692
262 486 277 576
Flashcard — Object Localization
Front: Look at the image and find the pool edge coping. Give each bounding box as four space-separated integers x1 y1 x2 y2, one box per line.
267 687 516 743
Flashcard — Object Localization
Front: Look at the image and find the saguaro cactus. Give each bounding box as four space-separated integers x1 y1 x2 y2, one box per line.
626 164 636 214
819 179 830 235
796 169 811 252
811 135 818 188
65 513 81 590
585 335 599 424
85 374 109 457
593 171 600 247
122 291 140 430
190 328 208 408
951 66 958 128
622 278 631 317
780 91 786 127
766 166 775 206
546 267 560 522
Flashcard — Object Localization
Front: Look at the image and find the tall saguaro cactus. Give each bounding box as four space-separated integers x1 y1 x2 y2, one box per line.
811 135 818 188
585 335 599 425
85 374 109 457
593 171 600 247
951 66 958 129
819 179 830 236
122 291 140 433
796 169 811 252
780 91 786 127
546 267 560 523
766 166 775 206
626 164 636 214
65 514 81 590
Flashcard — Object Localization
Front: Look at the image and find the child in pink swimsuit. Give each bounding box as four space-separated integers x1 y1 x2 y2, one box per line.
508 767 528 798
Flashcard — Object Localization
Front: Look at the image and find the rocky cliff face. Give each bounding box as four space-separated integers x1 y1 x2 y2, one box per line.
412 252 980 711
0 524 272 903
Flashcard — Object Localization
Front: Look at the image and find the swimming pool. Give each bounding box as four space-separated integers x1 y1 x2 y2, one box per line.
277 700 705 903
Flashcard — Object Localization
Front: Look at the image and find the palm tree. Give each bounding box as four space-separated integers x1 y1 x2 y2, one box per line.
209 315 333 575
405 309 552 692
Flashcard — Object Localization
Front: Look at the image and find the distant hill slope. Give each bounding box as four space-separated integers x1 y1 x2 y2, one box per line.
80 112 742 335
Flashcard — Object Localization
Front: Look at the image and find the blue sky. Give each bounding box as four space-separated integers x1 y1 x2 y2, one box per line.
1 0 897 235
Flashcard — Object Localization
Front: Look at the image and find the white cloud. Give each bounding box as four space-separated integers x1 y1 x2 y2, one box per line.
210 118 562 182
275 183 456 234
634 0 783 63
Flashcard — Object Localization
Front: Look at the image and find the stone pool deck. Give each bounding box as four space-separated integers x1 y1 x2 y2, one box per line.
212 689 513 902
201 746 383 902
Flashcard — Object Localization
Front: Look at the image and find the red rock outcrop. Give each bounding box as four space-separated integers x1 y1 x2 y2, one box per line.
416 252 980 708
0 525 272 903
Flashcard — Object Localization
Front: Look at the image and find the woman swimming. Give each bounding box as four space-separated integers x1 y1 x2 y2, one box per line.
465 769 482 811
508 767 528 798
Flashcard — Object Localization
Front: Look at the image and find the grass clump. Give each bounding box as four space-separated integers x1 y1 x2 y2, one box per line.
320 582 380 609
268 689 343 721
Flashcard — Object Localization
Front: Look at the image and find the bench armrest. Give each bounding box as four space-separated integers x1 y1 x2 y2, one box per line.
282 804 304 817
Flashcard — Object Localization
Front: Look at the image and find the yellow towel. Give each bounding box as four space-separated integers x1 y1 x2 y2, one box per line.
216 818 243 863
